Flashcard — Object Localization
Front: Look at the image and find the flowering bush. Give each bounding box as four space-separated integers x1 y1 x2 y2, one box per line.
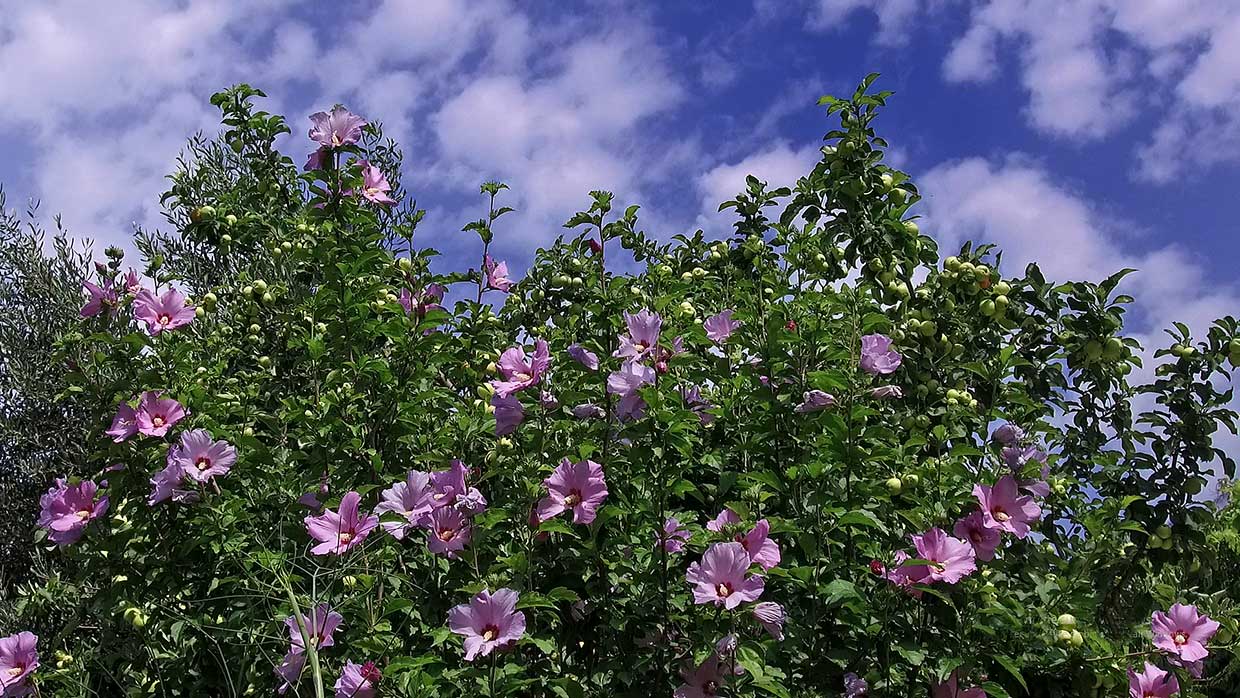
4 77 1240 697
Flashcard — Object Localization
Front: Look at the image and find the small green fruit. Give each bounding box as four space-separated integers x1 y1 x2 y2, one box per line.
902 220 919 236
262 292 275 304
1057 629 1073 643
258 356 271 367
1155 525 1172 540
885 477 902 494
1057 614 1077 629
224 214 238 226
252 280 268 293
1084 341 1102 361
1070 630 1084 647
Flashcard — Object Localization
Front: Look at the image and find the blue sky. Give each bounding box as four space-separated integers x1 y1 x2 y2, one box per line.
1 0 1238 348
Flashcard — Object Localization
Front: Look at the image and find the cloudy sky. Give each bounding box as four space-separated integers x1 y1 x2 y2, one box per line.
1 0 1238 349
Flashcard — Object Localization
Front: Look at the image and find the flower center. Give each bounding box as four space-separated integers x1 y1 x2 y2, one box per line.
331 134 342 147
1173 631 1189 645
992 508 1010 522
482 625 499 642
565 491 582 507
438 528 455 542
195 457 211 471
716 583 733 598
6 665 24 677
76 508 92 521
514 372 533 382
634 342 647 353
338 531 354 545
158 314 172 325
152 416 165 427
971 532 982 544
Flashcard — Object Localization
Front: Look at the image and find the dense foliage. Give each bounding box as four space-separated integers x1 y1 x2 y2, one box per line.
3 77 1239 697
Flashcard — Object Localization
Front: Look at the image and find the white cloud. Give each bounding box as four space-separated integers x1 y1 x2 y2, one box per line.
694 142 820 231
795 0 1240 180
943 0 1136 140
807 0 924 45
428 23 684 250
920 155 1240 340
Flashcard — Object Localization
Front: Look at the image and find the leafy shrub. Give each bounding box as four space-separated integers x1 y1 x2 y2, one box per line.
4 77 1239 698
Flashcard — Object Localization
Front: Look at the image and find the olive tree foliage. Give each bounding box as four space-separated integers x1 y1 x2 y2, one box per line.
3 79 1240 697
0 197 97 590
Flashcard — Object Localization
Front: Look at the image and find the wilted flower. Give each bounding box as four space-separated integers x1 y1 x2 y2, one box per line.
679 385 715 425
81 280 118 318
536 458 608 525
659 517 692 553
615 309 662 361
686 542 765 609
859 334 901 375
1151 603 1219 662
135 391 186 437
567 344 600 371
492 394 525 435
953 510 1002 562
123 269 143 295
133 288 196 335
753 602 785 640
1127 662 1180 698
0 631 38 696
1018 464 1052 498
703 310 741 343
171 429 237 484
334 660 379 698
106 401 139 442
304 491 379 556
148 451 199 506
795 390 836 413
932 671 985 698
844 672 868 697
428 460 487 515
607 361 655 420
706 508 741 533
448 588 526 661
375 471 434 539
974 475 1043 538
1002 444 1046 471
992 422 1025 446
492 340 551 398
37 478 109 546
737 519 781 570
483 255 513 292
539 389 560 410
571 403 605 420
356 160 396 206
398 283 445 323
426 506 472 558
674 652 727 698
871 385 903 399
